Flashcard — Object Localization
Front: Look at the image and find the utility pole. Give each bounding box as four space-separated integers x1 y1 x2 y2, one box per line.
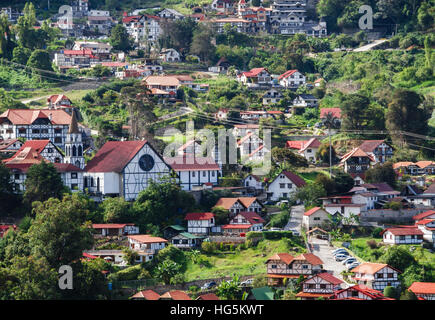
329 127 332 177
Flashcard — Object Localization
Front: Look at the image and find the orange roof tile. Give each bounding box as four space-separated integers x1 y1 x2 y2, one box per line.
408 282 435 295
127 234 168 243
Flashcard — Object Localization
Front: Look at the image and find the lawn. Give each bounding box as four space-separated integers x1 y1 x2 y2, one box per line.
298 168 332 183
183 238 306 282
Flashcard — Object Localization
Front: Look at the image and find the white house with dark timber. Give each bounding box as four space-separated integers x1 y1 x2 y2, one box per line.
350 263 401 292
185 212 215 235
381 227 424 245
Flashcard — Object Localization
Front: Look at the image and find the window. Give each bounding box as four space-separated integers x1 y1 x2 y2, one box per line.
18 128 26 134
192 171 196 177
302 265 309 269
54 137 62 144
314 217 320 221
280 183 285 189
320 284 327 289
287 183 292 188
14 173 20 180
32 129 40 134
203 171 206 177
71 172 78 179
271 265 277 269
54 128 62 134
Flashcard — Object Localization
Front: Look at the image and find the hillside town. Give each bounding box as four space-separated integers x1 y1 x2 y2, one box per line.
0 0 434 303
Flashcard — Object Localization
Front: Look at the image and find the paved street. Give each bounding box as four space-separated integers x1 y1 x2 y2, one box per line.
284 204 304 232
309 237 352 288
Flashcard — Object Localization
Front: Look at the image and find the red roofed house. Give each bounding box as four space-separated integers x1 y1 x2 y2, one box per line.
296 272 343 300
285 138 321 163
54 49 99 68
213 197 263 216
381 227 424 245
159 290 192 300
6 139 63 164
83 140 173 201
266 170 306 201
340 147 375 174
222 211 265 235
408 282 435 300
302 207 329 230
130 289 160 300
0 224 17 238
278 69 305 88
413 210 435 222
0 139 23 156
185 212 215 234
127 234 168 262
266 253 323 286
239 67 272 87
350 262 401 291
358 140 394 164
47 94 72 110
92 223 139 236
0 109 73 149
164 156 221 191
332 284 393 300
196 293 220 300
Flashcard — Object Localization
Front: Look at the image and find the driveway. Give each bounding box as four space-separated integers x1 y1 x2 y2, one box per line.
284 204 304 231
309 237 352 288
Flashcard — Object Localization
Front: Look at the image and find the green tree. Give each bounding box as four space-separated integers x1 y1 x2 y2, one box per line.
12 45 31 65
211 206 230 225
400 289 418 300
379 246 416 272
365 162 397 188
292 183 326 207
0 162 20 217
26 49 53 73
271 147 309 167
23 161 67 205
122 247 139 265
155 259 181 285
100 197 132 223
332 172 355 194
0 13 15 60
190 24 216 63
216 275 241 300
28 193 94 268
383 286 398 299
109 24 133 52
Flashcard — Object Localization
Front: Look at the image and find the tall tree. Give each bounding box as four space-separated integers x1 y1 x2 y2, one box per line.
26 49 53 73
23 161 67 205
190 23 216 63
109 24 133 52
0 162 20 217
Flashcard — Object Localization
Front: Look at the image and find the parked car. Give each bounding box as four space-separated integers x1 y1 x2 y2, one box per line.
240 279 254 287
342 258 357 265
269 227 282 231
332 248 347 254
332 249 348 255
201 281 217 290
346 262 360 271
335 254 349 262
333 251 349 257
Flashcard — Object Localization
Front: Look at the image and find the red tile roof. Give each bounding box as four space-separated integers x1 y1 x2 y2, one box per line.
285 140 305 150
315 272 343 285
214 198 244 210
304 207 323 216
382 227 423 236
160 290 191 300
196 293 220 300
351 262 401 275
0 109 72 125
413 210 435 221
415 219 435 225
85 140 148 173
53 163 83 172
127 234 168 243
237 211 265 224
266 253 294 265
185 212 214 220
131 289 160 300
333 284 392 300
408 282 435 295
294 253 323 266
243 67 268 78
222 224 252 229
278 69 298 80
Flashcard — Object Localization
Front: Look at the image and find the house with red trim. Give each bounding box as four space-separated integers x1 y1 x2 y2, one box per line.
357 140 394 164
54 49 99 68
127 234 168 262
266 170 306 201
266 253 323 286
408 282 435 300
296 272 343 300
0 139 23 156
122 13 162 43
278 69 305 88
238 67 272 87
185 212 216 235
349 262 401 291
331 284 394 300
213 197 263 216
47 94 72 110
222 211 265 235
340 147 375 174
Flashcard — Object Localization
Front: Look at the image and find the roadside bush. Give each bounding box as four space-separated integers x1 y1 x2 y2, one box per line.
371 227 383 238
201 241 216 254
262 231 293 240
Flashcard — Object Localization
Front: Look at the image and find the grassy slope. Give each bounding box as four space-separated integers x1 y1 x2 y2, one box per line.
184 238 305 281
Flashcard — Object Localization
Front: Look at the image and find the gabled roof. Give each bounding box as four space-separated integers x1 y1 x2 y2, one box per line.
304 207 324 216
424 183 435 195
413 210 435 221
341 148 374 162
415 161 435 168
266 253 294 265
237 197 262 208
196 293 220 300
250 286 274 300
393 161 416 169
333 284 392 300
299 138 321 152
350 262 401 274
237 211 265 224
358 140 387 153
307 272 343 285
53 163 83 172
273 170 306 188
294 253 323 266
47 94 71 105
278 69 299 80
415 219 435 225
185 212 214 220
159 290 191 300
0 139 20 151
0 109 72 125
85 140 148 173
131 289 160 300
408 282 435 295
286 140 305 150
361 183 395 193
214 198 246 210
242 67 268 78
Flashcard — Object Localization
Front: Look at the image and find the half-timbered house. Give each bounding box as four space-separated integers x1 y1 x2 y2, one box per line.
331 284 394 300
381 227 424 245
185 212 215 235
266 170 306 201
408 282 435 300
296 272 343 300
222 211 265 235
92 223 139 237
266 253 323 286
350 263 401 291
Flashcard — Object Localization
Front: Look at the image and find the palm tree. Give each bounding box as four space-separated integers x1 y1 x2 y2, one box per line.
323 112 340 176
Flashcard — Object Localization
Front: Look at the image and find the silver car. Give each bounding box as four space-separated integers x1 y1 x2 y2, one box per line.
335 254 348 262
